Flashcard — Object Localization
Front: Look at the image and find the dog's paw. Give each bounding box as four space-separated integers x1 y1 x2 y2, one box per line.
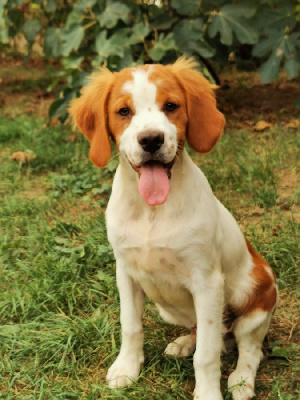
106 355 142 388
165 334 196 358
228 371 254 400
193 387 223 400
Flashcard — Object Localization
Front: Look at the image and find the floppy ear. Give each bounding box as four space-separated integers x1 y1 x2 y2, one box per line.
69 68 114 167
170 57 225 153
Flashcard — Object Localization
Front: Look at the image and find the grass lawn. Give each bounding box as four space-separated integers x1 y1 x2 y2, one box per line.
0 65 299 399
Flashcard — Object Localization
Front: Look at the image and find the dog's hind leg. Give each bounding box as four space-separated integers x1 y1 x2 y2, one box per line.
228 310 273 400
165 327 197 358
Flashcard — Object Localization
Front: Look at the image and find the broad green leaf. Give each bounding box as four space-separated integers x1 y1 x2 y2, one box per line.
97 1 130 29
49 89 76 122
255 4 297 32
95 30 124 59
44 27 63 57
23 19 41 43
208 7 258 45
128 22 150 45
252 32 283 57
208 14 232 45
65 8 82 28
62 24 84 56
259 52 283 83
220 4 256 19
115 48 133 70
171 0 199 15
173 19 214 58
148 33 175 61
284 54 300 78
62 56 84 70
150 14 178 31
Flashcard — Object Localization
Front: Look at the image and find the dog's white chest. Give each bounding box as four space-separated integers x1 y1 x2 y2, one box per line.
107 201 197 325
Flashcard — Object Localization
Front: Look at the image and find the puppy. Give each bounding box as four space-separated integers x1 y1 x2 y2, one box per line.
70 57 277 400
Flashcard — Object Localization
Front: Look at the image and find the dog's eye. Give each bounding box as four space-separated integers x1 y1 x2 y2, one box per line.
164 102 178 112
118 107 131 117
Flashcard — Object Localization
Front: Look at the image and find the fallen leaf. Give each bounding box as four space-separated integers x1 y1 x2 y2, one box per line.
253 120 273 132
10 151 36 163
67 135 77 142
285 119 300 129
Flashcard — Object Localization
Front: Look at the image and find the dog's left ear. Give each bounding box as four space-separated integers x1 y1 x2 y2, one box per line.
69 68 114 167
169 57 225 153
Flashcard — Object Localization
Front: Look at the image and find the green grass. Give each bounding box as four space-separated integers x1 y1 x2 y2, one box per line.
0 115 299 399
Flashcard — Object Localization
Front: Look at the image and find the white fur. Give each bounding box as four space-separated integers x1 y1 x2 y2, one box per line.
105 71 274 400
119 69 177 167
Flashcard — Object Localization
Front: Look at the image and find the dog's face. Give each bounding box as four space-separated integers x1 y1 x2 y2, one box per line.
70 57 225 205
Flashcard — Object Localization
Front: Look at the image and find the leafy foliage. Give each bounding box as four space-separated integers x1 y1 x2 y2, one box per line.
0 0 299 120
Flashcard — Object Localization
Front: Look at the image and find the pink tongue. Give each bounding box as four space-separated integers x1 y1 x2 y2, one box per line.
138 164 170 206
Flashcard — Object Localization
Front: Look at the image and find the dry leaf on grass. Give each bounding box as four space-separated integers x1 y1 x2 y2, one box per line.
10 151 36 163
253 120 273 132
67 135 77 142
285 119 300 129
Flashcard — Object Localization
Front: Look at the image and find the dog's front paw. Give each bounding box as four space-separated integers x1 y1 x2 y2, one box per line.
193 386 223 400
228 371 254 400
106 354 143 388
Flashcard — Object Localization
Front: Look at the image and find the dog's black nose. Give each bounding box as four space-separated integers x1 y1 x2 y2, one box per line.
138 131 164 154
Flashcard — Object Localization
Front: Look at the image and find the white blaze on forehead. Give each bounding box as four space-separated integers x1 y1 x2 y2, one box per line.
123 68 158 113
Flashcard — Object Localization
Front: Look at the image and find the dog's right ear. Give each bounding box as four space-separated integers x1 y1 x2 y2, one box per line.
69 68 114 168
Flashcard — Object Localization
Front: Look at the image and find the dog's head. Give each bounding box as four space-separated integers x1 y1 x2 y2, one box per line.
69 57 225 206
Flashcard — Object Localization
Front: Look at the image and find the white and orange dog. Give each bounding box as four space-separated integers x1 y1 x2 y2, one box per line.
70 57 277 400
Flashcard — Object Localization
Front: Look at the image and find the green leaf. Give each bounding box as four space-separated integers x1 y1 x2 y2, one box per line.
44 27 63 57
171 0 199 15
208 14 232 45
148 33 175 61
284 54 300 78
97 1 130 29
259 52 282 84
128 22 150 45
208 6 258 45
62 55 84 70
220 4 256 19
62 24 84 56
65 8 82 28
252 31 283 57
150 14 178 31
255 4 297 32
173 19 214 57
49 89 76 122
95 30 125 59
23 19 41 43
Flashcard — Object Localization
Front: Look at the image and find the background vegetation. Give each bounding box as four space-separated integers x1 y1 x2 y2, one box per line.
1 0 299 120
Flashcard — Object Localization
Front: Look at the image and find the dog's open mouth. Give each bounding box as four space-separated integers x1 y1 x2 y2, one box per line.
132 160 173 206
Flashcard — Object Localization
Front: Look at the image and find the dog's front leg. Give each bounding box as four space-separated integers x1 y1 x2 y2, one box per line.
192 268 224 400
106 261 145 388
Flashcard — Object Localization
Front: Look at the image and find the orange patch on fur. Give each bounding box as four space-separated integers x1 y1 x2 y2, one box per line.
237 238 277 315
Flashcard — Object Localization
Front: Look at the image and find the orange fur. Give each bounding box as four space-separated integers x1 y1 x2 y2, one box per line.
69 68 114 167
238 238 277 315
167 57 225 153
